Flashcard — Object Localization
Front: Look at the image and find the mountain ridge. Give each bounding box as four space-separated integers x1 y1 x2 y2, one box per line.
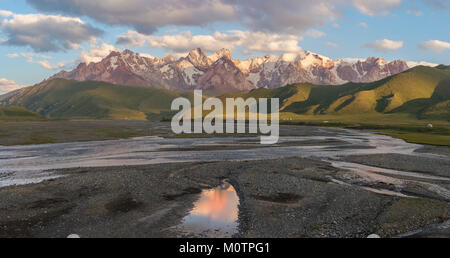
49 48 410 93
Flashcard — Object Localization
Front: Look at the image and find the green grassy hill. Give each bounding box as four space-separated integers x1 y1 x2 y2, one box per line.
0 79 193 120
0 106 45 121
226 65 450 121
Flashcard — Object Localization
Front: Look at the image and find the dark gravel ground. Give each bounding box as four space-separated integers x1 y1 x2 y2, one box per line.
342 153 450 177
416 146 450 156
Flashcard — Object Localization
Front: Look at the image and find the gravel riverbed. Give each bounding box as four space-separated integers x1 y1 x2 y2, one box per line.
1 125 449 238
1 156 449 238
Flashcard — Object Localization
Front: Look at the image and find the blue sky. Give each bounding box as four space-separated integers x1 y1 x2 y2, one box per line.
0 0 449 91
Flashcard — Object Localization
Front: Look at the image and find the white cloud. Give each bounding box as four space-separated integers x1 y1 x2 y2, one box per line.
27 0 343 35
20 52 51 60
306 29 326 38
327 42 339 48
364 39 404 52
226 0 342 34
19 52 66 70
34 60 66 70
358 22 368 28
27 0 237 34
6 53 19 58
0 10 13 17
117 30 303 55
229 31 303 53
407 61 438 68
116 31 149 47
79 43 120 64
420 40 450 52
0 78 24 94
0 10 102 52
24 0 445 38
353 0 402 16
28 0 434 36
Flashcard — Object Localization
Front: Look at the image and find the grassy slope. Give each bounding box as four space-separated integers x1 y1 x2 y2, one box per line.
0 106 45 121
2 79 193 120
0 121 159 145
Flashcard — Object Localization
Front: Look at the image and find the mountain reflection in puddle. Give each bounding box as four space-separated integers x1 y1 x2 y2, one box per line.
177 181 240 238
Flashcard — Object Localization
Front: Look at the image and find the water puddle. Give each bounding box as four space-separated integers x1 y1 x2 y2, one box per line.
176 181 240 238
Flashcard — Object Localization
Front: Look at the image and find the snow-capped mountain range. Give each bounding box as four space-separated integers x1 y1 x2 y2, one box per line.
50 48 410 93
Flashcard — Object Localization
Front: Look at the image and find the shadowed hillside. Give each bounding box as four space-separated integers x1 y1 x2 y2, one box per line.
0 106 45 121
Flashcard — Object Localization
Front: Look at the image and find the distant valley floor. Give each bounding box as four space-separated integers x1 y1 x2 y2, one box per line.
0 118 449 146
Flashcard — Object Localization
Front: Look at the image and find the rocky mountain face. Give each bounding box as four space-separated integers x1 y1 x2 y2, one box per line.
50 48 409 93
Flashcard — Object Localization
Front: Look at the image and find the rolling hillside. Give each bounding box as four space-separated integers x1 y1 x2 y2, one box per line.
0 79 193 120
0 106 45 121
225 65 450 121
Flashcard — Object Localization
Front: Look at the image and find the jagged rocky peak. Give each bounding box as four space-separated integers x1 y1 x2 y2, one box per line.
186 48 211 68
187 48 205 60
363 57 387 66
209 48 233 62
187 48 205 58
105 49 152 62
299 51 334 68
122 49 135 55
75 62 88 69
48 47 411 93
105 50 122 59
